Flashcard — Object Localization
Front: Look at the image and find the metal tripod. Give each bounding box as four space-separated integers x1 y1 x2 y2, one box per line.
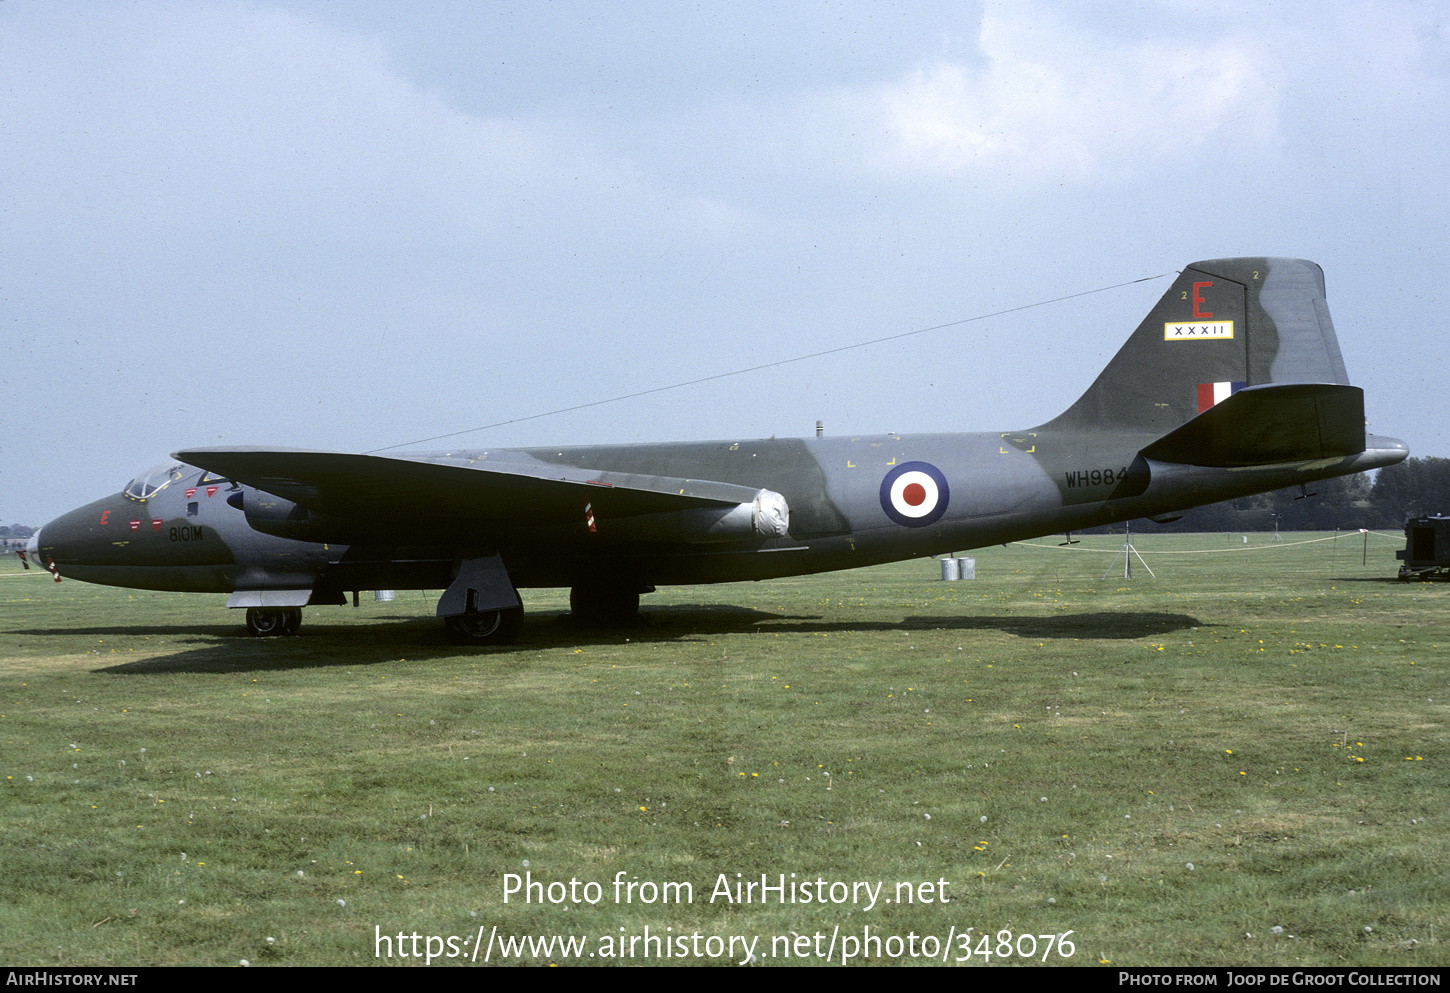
1101 521 1156 580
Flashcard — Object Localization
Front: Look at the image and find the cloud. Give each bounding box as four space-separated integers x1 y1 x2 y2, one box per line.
835 6 1279 184
3 4 556 259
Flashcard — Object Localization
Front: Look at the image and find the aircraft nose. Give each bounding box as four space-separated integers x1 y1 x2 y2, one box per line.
30 498 125 581
23 525 61 581
21 529 48 576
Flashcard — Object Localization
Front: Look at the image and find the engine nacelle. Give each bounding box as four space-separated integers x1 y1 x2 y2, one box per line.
230 487 347 543
593 488 791 544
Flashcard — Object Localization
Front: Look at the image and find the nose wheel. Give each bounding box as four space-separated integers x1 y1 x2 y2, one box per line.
245 607 302 636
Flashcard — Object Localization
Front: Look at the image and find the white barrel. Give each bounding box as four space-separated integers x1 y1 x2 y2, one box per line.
374 590 396 602
940 557 961 581
958 557 975 580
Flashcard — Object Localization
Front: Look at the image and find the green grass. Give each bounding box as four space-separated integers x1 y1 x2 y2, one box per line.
1 530 1445 967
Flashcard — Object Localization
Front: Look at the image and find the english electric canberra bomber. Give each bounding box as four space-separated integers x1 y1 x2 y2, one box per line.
26 258 1407 645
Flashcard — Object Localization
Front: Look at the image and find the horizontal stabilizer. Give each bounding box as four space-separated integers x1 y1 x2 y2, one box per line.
174 448 764 538
1139 383 1365 468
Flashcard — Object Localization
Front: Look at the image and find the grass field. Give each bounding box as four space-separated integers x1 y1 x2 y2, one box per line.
1 530 1445 967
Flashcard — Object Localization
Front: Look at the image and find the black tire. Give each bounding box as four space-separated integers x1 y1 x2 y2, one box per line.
445 606 524 645
280 608 303 635
245 608 286 636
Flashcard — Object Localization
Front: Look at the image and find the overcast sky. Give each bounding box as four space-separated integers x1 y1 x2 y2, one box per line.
5 1 1448 527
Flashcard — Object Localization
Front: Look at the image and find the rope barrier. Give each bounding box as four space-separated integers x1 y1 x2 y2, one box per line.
1010 531 1401 556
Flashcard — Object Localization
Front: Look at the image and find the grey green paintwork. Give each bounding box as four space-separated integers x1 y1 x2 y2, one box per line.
29 258 1409 641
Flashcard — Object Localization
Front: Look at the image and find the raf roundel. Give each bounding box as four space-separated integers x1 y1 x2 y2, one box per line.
879 461 950 528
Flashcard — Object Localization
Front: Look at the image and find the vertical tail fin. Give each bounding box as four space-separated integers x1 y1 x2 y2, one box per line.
1041 257 1350 434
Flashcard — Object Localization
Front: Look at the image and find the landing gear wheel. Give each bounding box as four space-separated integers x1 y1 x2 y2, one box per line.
245 607 301 637
569 584 641 627
444 605 524 645
245 608 280 636
280 607 302 635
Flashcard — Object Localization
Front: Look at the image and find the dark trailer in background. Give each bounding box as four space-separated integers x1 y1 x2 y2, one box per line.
1397 516 1450 580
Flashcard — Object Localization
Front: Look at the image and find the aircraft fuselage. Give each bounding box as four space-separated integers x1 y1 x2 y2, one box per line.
25 257 1413 643
34 427 1406 597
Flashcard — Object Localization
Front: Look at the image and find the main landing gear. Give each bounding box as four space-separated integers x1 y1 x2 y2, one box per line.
245 607 302 637
437 554 524 645
569 583 641 627
444 605 524 645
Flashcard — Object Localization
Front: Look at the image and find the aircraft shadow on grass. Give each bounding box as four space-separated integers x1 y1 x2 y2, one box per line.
17 605 1204 676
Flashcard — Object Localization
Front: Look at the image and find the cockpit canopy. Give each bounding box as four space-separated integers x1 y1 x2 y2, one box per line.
123 462 187 502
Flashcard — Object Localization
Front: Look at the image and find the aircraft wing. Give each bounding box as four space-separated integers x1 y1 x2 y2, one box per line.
174 447 765 537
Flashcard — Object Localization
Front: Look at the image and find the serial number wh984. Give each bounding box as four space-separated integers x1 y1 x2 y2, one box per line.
1063 466 1129 489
